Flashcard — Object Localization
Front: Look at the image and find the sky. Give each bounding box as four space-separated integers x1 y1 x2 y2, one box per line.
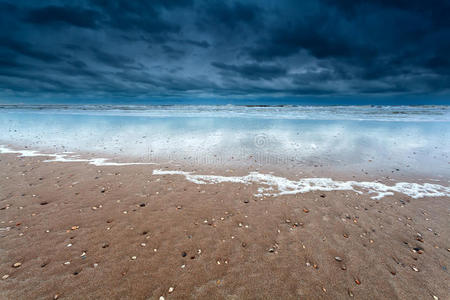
0 0 449 105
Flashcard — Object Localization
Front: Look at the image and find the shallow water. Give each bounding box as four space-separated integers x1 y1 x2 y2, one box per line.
0 105 449 178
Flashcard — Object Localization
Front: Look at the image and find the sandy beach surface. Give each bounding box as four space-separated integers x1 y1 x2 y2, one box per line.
0 150 449 300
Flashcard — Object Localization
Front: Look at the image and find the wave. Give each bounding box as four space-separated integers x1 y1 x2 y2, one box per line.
0 146 156 166
153 170 450 200
1 104 449 121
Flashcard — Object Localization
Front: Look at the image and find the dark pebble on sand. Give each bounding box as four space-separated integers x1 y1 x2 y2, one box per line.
242 242 247 248
181 251 187 257
244 199 249 203
40 201 48 205
139 203 145 207
320 194 326 198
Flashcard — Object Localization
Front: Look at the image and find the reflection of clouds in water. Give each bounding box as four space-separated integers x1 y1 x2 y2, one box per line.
0 111 449 175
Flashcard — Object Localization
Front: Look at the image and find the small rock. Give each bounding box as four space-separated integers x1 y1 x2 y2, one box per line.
159 297 164 300
54 294 60 300
131 256 137 260
2 274 9 280
139 203 145 207
303 208 309 213
242 242 247 248
71 226 79 230
335 256 343 262
64 261 70 265
140 243 146 247
12 262 21 268
243 199 249 203
412 266 419 272
320 194 326 198
268 248 275 253
181 251 187 257
168 287 174 293
355 279 361 285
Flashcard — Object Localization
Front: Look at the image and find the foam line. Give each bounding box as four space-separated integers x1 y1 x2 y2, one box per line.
152 170 450 200
0 146 156 166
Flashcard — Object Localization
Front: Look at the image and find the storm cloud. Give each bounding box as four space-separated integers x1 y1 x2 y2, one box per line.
0 0 449 102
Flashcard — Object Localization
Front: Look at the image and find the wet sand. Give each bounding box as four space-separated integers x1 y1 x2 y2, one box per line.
0 153 449 299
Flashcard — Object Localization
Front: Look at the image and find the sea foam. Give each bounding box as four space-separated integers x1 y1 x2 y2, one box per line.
0 146 156 166
152 170 450 200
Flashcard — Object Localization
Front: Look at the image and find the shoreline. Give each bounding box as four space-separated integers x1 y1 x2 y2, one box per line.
1 144 449 199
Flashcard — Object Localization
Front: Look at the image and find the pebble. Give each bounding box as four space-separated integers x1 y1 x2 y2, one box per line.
71 226 79 230
168 287 174 293
67 243 72 247
355 279 361 285
182 251 187 257
131 256 137 260
54 294 60 300
64 261 70 265
159 297 164 300
412 266 419 272
93 263 98 268
12 262 22 268
243 199 249 203
140 243 146 247
2 274 9 280
303 208 309 213
268 248 275 253
335 256 343 262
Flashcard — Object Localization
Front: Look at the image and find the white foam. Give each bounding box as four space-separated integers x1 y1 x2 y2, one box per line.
0 146 156 166
152 170 450 200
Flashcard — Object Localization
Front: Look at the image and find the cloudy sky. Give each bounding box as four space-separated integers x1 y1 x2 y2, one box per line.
0 0 449 104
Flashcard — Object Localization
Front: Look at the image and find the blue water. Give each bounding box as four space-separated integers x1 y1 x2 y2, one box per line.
0 105 449 178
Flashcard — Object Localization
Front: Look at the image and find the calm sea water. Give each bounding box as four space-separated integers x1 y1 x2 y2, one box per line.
0 105 449 178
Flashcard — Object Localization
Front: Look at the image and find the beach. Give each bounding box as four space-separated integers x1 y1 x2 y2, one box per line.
0 106 449 299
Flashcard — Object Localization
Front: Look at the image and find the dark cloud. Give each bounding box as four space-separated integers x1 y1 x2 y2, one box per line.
212 62 287 80
90 48 139 69
0 0 449 102
0 37 63 62
25 5 101 28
